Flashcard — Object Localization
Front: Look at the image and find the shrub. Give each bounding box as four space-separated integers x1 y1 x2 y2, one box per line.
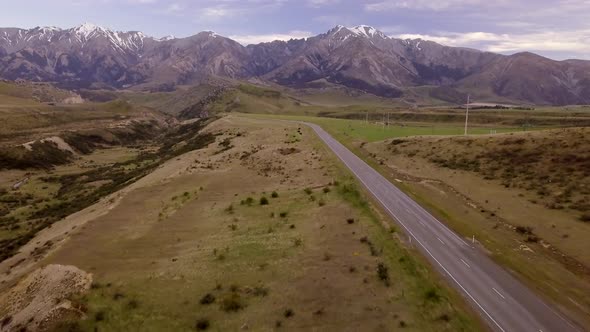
579 214 590 222
220 293 245 312
271 191 279 198
515 225 533 234
293 238 302 247
283 309 294 318
253 286 269 297
196 318 210 330
346 218 355 224
377 263 390 286
437 313 451 322
241 197 254 206
318 199 326 207
127 300 139 309
279 211 288 218
95 311 106 322
322 187 330 193
260 197 269 205
225 204 234 214
200 293 216 305
304 188 313 195
424 288 441 302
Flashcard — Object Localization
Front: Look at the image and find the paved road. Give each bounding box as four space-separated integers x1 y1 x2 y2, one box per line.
305 122 582 332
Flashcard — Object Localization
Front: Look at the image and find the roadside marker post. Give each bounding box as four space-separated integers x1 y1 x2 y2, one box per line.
464 94 470 135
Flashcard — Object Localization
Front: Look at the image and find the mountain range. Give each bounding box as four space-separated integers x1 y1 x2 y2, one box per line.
1 23 589 105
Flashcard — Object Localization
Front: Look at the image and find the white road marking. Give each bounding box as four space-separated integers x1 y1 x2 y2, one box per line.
492 287 506 299
460 259 471 268
437 237 446 245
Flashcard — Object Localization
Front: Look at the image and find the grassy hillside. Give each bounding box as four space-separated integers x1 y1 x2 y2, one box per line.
1 117 482 331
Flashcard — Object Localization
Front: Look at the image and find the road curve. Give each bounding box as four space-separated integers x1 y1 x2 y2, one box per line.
304 122 582 332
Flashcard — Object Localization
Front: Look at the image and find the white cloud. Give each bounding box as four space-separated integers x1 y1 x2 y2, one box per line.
230 30 312 45
128 0 157 3
394 30 590 59
365 0 491 11
166 3 182 12
199 6 235 20
307 0 340 7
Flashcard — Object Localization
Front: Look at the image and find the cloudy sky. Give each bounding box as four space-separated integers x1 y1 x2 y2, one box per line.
1 0 589 60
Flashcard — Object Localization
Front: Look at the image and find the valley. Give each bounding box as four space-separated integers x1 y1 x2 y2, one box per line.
0 13 588 330
0 116 482 331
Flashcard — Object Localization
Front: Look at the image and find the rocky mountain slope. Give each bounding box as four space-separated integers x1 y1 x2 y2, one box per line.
1 24 589 105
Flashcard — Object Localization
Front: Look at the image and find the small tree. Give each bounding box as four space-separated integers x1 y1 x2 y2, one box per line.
260 197 269 205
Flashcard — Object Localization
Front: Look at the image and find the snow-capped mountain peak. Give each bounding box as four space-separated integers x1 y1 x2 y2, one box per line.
327 25 387 40
72 23 108 40
348 25 387 39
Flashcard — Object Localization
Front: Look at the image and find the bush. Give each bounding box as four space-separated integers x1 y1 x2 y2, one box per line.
241 197 254 206
283 309 294 318
196 318 210 330
346 218 355 224
424 288 441 302
515 225 533 235
127 300 139 309
95 311 106 322
220 293 245 312
579 214 590 222
200 293 216 305
271 191 279 198
318 199 326 207
304 188 313 195
253 286 269 297
225 204 234 214
322 187 330 193
279 211 288 218
260 197 269 205
377 263 390 286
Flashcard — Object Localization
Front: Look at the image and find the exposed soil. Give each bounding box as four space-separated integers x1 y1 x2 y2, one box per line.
0 264 92 332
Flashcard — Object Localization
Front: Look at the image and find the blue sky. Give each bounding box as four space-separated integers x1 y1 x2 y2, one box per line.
1 0 589 60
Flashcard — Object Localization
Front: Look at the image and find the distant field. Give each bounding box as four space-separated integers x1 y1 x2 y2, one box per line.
245 113 542 143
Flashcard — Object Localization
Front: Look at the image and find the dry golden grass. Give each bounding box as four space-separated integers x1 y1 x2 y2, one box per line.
365 127 590 325
0 116 481 331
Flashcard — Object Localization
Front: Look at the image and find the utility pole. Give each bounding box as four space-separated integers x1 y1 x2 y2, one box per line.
464 94 470 136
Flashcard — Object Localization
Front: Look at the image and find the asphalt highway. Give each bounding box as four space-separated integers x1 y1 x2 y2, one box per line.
305 122 581 332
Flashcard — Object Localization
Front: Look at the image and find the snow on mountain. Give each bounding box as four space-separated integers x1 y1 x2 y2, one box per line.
348 25 386 38
158 35 175 41
72 23 104 40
